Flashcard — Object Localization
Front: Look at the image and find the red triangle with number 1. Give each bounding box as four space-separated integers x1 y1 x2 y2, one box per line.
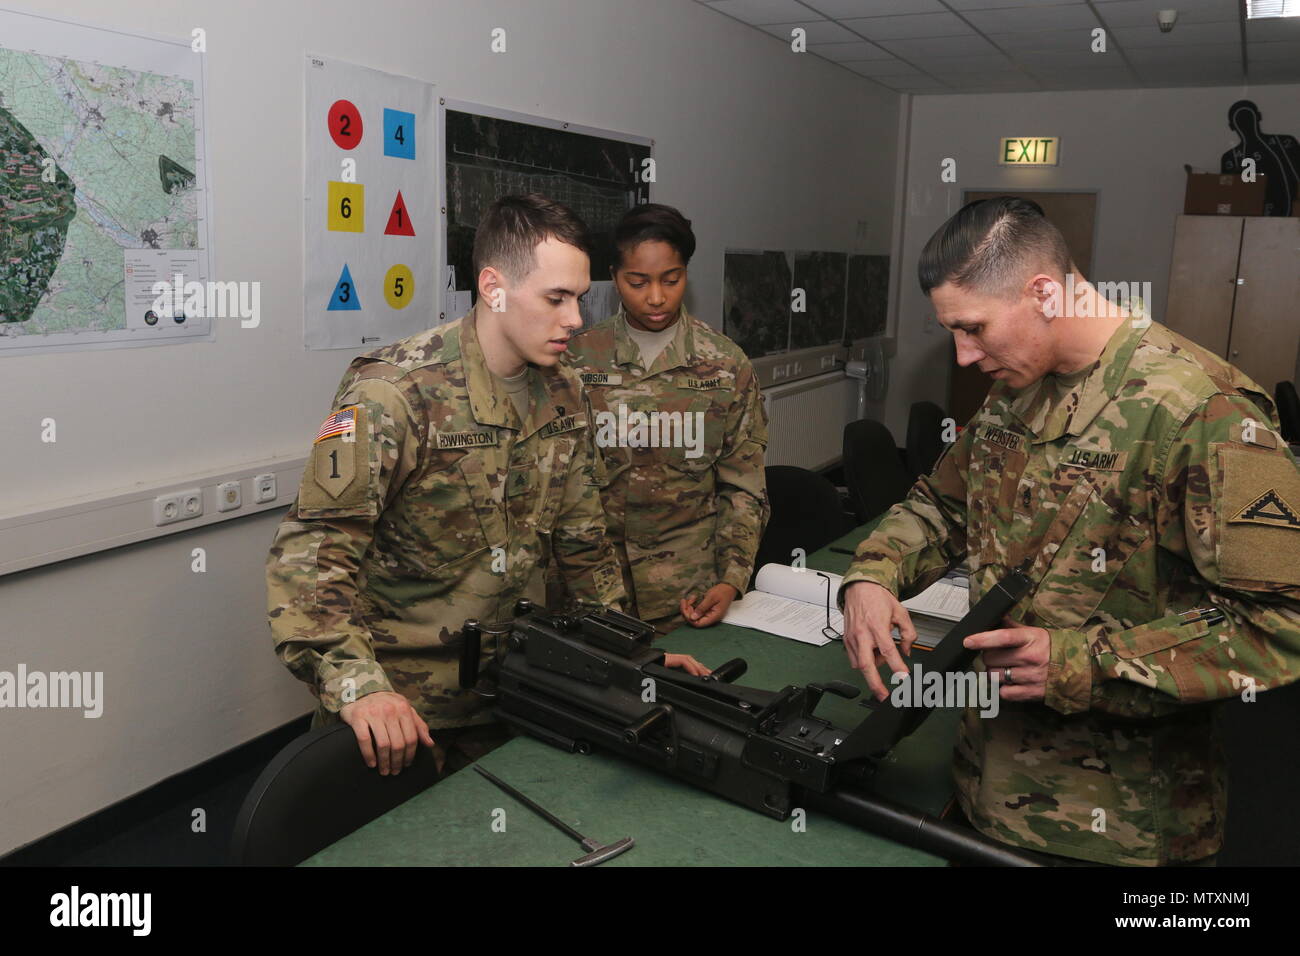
384 191 415 236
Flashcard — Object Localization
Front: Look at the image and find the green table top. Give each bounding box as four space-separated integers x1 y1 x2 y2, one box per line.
302 524 961 867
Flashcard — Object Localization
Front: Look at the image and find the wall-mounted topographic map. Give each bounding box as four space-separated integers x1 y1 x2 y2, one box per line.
0 9 210 354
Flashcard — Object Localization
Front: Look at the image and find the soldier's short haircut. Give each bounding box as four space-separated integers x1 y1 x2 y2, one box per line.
472 193 591 283
918 196 1072 298
613 203 696 268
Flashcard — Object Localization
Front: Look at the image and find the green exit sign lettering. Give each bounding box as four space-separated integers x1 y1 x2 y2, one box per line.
998 137 1060 166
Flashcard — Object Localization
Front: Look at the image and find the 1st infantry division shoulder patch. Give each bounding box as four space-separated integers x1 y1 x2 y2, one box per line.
1230 488 1300 529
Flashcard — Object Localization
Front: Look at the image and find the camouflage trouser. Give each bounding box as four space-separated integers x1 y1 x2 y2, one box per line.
311 705 513 777
943 801 1218 867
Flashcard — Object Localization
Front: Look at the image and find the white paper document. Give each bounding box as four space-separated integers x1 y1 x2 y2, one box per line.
723 565 843 645
724 563 970 649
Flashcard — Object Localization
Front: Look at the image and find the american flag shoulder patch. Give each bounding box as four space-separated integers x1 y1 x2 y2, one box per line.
314 406 358 443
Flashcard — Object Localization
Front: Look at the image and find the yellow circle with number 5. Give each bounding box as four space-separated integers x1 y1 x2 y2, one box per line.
384 264 414 309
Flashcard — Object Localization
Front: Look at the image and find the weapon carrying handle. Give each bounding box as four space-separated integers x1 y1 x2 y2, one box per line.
459 619 482 690
703 658 747 683
622 705 670 746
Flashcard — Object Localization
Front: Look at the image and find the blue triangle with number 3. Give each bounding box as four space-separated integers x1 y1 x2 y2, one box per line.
328 263 361 311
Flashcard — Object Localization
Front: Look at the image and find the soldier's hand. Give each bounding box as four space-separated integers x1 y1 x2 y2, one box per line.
965 616 1050 702
339 691 435 775
681 583 739 627
663 653 712 676
841 580 914 701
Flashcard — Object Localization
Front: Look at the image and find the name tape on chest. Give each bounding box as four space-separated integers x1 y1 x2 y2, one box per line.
539 414 584 440
1063 446 1128 471
685 377 725 390
580 372 623 386
436 429 499 450
979 424 1025 453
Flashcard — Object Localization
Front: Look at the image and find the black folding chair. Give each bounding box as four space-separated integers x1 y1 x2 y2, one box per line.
753 465 856 574
1276 381 1300 444
842 419 914 525
229 721 440 866
906 400 948 479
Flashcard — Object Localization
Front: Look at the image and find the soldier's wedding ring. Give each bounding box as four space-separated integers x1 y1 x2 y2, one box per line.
1004 667 1014 684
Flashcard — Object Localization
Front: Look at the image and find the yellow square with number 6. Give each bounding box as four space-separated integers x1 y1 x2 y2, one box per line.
327 181 365 232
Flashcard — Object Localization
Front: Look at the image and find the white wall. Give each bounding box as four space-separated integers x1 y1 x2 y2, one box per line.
0 0 898 854
883 83 1300 437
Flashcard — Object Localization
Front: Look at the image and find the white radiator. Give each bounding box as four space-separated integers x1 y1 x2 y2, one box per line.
762 372 857 471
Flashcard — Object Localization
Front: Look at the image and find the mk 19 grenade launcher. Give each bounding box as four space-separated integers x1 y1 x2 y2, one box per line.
459 569 1043 866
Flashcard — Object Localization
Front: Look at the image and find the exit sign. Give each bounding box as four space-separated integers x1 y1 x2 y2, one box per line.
999 136 1060 166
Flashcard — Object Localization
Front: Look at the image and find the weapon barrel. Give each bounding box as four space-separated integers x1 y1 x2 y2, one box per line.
801 787 1045 867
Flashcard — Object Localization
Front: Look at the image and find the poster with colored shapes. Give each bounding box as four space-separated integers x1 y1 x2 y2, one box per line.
304 55 436 349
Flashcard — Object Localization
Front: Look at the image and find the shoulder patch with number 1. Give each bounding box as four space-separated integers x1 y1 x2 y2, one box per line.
301 405 369 508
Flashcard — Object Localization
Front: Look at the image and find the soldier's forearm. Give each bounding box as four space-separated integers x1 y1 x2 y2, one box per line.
714 486 766 592
839 498 962 607
1045 601 1300 717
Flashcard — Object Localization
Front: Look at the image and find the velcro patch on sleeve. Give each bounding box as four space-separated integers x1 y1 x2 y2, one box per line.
1218 445 1300 586
299 405 370 512
1230 421 1278 449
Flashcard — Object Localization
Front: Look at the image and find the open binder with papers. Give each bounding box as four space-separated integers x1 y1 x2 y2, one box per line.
723 563 970 648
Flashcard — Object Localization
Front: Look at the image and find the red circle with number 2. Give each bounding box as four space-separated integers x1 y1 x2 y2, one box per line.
328 99 363 149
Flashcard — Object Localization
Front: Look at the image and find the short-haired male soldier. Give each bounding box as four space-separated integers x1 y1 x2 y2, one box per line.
267 194 625 776
840 197 1300 865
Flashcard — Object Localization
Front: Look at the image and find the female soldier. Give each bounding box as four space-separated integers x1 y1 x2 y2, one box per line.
565 204 769 655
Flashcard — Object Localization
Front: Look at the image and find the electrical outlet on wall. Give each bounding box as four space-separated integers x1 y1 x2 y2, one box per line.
253 474 277 503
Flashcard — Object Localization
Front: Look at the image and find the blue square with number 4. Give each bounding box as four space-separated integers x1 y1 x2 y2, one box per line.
384 108 415 160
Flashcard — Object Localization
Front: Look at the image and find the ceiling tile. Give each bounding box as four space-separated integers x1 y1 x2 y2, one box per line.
929 71 1039 87
1092 0 1241 28
1012 49 1123 69
945 0 1089 9
702 0 825 26
883 76 951 91
963 5 1101 34
813 39 897 59
1131 62 1244 79
1109 21 1244 47
1245 17 1300 42
1247 61 1300 82
877 34 1001 57
758 19 862 42
848 59 925 76
801 0 947 15
1248 39 1300 62
838 11 974 39
988 29 1105 53
912 54 1019 72
1036 72 1142 90
1124 42 1244 65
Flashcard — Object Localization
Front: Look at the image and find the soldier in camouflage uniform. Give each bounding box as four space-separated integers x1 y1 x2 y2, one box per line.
267 195 624 775
565 204 769 642
840 197 1300 865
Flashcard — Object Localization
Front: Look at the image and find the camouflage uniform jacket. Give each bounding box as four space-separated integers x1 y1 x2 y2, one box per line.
267 311 625 730
564 309 769 622
841 319 1300 865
